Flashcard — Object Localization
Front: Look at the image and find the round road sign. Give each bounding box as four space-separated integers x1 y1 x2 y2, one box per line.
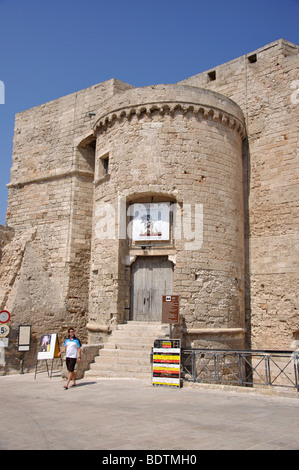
0 311 11 324
0 324 10 338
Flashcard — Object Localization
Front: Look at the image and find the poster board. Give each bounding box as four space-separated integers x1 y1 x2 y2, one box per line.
131 202 170 241
152 339 181 387
37 334 60 360
18 325 31 352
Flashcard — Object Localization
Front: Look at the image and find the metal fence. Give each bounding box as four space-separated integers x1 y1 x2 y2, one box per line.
181 348 299 392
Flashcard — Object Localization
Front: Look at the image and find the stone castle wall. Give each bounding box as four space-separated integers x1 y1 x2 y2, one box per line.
88 85 246 349
180 39 299 349
0 79 134 373
0 39 298 374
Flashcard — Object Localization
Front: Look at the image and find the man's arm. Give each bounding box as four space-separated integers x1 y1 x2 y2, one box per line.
58 345 66 356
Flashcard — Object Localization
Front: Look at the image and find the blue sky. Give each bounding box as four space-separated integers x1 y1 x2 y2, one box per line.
0 0 298 225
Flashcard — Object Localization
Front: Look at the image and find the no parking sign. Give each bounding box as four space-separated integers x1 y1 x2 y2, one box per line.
0 310 11 324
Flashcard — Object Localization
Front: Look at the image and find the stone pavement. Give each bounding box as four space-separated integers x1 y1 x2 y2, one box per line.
0 372 299 451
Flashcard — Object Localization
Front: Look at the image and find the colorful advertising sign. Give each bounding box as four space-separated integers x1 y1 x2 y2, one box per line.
152 339 181 387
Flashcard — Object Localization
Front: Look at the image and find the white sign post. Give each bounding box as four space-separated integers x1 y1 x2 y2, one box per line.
0 311 11 368
0 338 9 366
18 325 31 374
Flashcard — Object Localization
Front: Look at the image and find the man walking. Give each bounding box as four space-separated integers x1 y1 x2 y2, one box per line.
58 327 82 389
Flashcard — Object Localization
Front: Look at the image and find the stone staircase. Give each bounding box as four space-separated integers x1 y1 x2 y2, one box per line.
84 321 169 379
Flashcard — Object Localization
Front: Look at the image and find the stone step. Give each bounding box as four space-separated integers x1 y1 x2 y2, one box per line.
85 369 150 379
115 322 168 333
89 361 151 373
94 352 150 365
110 331 165 340
98 348 151 357
107 331 158 340
105 340 154 350
117 321 162 327
110 329 162 338
85 370 150 379
84 321 168 379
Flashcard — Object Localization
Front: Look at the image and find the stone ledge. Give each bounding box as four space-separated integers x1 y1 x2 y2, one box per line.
86 322 111 333
184 328 246 336
7 169 94 189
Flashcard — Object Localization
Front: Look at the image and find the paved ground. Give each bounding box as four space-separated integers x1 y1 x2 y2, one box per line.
0 372 299 451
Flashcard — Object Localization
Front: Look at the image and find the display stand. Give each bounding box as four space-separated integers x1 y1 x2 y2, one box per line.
34 334 62 379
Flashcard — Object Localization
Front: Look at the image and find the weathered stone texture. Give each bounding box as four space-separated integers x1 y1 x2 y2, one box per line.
0 39 298 374
0 225 14 260
180 39 299 349
88 85 245 348
0 79 134 373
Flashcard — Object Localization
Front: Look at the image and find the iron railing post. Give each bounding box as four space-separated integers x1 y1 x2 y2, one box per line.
238 353 244 386
265 354 271 385
214 353 219 382
293 352 299 392
192 350 196 382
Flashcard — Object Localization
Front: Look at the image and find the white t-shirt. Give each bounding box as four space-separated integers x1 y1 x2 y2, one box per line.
64 338 81 358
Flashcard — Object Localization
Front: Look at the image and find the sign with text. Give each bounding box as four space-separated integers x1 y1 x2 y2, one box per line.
18 325 31 352
162 295 179 324
0 324 10 338
152 339 181 387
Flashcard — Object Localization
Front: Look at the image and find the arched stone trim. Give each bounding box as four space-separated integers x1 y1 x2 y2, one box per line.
94 101 246 139
75 133 96 149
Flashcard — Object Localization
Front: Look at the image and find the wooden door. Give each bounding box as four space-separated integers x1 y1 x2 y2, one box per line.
131 256 174 321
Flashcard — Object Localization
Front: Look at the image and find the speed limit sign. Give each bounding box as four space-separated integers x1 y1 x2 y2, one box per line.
0 324 10 338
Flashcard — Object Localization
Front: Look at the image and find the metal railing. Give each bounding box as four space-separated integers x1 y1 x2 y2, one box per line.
181 348 299 392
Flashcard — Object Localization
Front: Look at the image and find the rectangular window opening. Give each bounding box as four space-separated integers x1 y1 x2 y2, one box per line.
208 70 216 82
248 54 257 64
100 153 109 176
103 156 109 174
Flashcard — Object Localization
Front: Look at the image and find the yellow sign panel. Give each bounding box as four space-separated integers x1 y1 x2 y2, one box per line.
152 339 181 387
153 354 180 362
0 324 10 338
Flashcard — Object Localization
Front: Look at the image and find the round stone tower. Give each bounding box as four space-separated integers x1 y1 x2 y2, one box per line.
87 84 246 349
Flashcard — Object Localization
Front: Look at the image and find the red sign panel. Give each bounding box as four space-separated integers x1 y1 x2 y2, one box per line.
0 311 11 324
